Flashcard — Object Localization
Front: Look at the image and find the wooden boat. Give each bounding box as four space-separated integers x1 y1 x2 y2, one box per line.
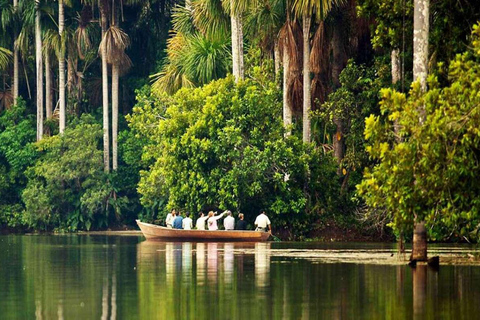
136 220 271 242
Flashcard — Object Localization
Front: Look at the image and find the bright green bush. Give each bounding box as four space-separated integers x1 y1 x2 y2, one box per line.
128 76 339 234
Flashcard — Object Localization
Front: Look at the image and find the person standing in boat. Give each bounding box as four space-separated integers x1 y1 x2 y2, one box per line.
165 209 176 228
207 210 228 230
196 212 208 230
236 213 247 230
254 209 271 233
183 212 193 230
173 211 183 229
224 211 235 230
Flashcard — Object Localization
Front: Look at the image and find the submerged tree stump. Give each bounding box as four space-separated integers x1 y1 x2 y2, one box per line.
411 222 428 261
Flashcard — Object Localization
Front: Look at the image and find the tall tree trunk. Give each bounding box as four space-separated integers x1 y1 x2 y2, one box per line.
391 48 401 85
237 15 244 79
283 41 292 136
332 19 346 170
59 0 66 133
274 38 281 77
13 0 19 102
45 52 52 119
100 9 110 172
230 4 244 82
413 0 429 94
392 48 401 141
112 65 119 171
302 15 311 143
35 0 43 141
411 0 430 262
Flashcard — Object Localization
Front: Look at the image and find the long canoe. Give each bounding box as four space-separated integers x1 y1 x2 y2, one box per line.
136 220 270 242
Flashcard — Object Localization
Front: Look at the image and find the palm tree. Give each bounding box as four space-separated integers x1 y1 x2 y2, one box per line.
58 0 65 132
35 0 43 141
100 10 131 171
13 0 19 101
293 0 340 143
99 0 110 172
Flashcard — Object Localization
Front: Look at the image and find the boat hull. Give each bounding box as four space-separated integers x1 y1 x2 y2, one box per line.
136 220 270 242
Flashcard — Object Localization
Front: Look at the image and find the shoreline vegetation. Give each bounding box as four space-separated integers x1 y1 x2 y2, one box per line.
1 1 480 249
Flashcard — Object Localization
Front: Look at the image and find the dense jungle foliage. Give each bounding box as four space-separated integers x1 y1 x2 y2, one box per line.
1 0 480 241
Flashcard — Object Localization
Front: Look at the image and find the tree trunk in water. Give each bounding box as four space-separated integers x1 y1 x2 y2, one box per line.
282 41 292 136
230 6 244 82
101 10 110 172
302 15 311 143
35 0 43 141
411 0 429 261
112 65 119 171
13 0 19 102
59 0 66 133
45 53 52 119
411 222 428 261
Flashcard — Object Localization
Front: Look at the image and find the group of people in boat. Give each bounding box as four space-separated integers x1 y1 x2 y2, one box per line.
164 209 271 233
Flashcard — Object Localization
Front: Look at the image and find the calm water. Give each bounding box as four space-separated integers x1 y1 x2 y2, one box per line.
1 235 480 319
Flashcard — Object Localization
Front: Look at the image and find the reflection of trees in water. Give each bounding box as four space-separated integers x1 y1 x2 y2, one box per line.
255 242 271 288
5 237 480 319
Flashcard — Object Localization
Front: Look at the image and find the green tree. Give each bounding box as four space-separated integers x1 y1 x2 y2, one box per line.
358 24 480 244
23 114 111 230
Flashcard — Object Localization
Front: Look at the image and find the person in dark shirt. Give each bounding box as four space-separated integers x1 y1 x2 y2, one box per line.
236 213 247 230
173 211 183 229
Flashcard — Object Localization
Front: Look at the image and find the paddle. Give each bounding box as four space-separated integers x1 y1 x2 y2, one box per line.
270 233 281 242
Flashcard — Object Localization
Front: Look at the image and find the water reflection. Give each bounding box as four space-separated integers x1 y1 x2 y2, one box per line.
3 236 480 319
255 242 271 288
413 265 427 320
196 243 206 285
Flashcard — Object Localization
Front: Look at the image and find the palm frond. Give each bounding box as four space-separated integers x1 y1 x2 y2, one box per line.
191 0 229 39
0 46 12 71
99 25 130 65
172 4 196 36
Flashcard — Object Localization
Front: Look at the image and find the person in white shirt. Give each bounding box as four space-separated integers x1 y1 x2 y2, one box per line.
223 211 235 230
196 212 208 230
254 209 271 233
165 209 176 228
207 210 227 230
183 212 193 230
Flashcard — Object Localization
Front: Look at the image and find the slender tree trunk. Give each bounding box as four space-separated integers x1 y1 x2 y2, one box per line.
231 13 239 81
332 18 346 172
100 9 110 172
237 15 244 79
413 0 429 95
45 53 52 119
35 0 43 141
412 0 430 262
283 41 292 136
274 38 281 77
392 48 401 141
13 0 19 101
230 4 244 82
391 48 401 84
59 0 66 133
302 15 312 143
112 65 119 171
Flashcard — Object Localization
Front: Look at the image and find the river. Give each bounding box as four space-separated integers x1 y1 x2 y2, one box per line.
1 235 479 319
